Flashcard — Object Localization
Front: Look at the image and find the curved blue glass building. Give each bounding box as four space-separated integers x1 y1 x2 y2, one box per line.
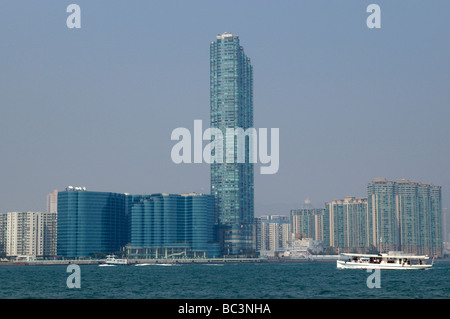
129 193 220 258
57 188 127 258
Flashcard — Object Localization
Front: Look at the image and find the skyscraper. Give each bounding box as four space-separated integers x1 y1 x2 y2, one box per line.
210 33 254 256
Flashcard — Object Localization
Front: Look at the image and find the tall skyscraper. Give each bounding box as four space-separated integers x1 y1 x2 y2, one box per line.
210 32 254 256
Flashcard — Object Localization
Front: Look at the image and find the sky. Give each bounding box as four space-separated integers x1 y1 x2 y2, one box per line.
0 1 449 220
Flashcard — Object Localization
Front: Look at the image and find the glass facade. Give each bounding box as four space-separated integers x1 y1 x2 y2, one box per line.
210 33 254 256
57 189 220 259
129 193 220 258
185 194 217 253
57 189 127 258
130 194 181 248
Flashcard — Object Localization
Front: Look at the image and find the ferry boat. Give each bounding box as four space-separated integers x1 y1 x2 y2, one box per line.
101 254 128 266
337 253 433 270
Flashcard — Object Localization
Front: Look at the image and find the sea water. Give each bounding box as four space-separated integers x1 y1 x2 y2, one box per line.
0 261 448 299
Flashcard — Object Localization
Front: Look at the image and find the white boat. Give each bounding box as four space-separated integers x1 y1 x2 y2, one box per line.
337 253 433 270
102 254 128 266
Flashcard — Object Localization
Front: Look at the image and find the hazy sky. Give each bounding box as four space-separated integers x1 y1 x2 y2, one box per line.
0 1 449 215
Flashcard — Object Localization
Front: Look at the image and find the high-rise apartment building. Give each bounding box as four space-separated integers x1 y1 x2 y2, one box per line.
326 197 368 252
0 214 5 257
367 178 399 252
45 189 58 257
255 215 291 253
0 211 55 259
368 178 442 256
395 179 442 256
210 32 254 256
290 208 329 246
43 212 57 257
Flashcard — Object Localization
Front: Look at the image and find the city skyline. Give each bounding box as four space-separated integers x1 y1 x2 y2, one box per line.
1 176 446 259
0 1 449 217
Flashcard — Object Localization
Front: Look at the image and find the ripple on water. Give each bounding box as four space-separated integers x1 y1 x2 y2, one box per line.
0 262 449 299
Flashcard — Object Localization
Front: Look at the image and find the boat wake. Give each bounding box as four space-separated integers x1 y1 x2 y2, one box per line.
134 263 179 267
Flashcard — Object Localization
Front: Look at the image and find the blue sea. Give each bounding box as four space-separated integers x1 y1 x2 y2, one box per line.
0 261 449 299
